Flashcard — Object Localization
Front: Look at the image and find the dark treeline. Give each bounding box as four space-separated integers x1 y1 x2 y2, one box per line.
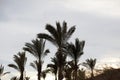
0 21 120 80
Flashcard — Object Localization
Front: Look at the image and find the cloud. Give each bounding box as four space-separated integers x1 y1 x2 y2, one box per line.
63 0 120 17
0 0 120 79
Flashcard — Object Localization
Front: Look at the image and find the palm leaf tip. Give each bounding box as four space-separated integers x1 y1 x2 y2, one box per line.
66 26 76 40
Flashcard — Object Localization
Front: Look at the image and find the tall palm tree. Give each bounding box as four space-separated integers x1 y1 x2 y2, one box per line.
23 38 49 80
0 65 10 80
8 52 27 80
83 58 96 79
67 38 85 80
37 21 76 80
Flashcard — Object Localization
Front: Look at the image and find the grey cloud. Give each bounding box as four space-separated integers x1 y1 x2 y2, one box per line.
0 1 120 79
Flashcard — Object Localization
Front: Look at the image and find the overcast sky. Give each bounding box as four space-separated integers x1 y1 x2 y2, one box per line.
0 0 120 80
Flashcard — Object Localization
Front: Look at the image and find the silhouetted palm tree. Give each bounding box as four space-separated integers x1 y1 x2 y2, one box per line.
0 65 10 80
8 52 27 80
47 57 58 80
67 38 85 80
83 58 96 79
37 21 76 80
23 38 49 80
64 61 74 80
77 69 85 80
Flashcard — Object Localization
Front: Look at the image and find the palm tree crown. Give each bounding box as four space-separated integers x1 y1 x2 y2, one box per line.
23 38 49 80
8 52 27 80
37 21 76 48
67 38 85 80
23 38 49 60
84 58 96 70
67 38 85 63
83 58 96 79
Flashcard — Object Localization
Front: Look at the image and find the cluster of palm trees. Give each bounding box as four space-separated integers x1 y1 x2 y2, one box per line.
0 21 97 80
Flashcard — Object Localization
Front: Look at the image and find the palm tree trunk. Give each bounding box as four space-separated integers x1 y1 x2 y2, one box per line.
58 67 63 80
91 69 94 80
74 61 77 80
19 72 24 80
75 69 77 80
38 68 41 80
55 74 57 80
38 72 41 80
38 60 42 80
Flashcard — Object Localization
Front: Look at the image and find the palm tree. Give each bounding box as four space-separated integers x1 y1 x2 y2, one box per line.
0 65 10 80
64 61 74 80
47 57 58 80
67 38 85 80
77 69 85 80
23 38 49 80
83 58 96 79
8 52 27 80
37 21 76 80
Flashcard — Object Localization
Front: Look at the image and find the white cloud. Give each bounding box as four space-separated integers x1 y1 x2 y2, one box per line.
64 0 120 17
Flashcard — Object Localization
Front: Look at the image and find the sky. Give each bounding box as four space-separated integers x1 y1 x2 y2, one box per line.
0 0 120 80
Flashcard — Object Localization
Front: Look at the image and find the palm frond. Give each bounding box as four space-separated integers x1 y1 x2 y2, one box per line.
23 43 37 56
37 33 56 46
46 24 58 42
2 72 10 76
66 26 76 41
30 61 37 70
62 21 67 34
8 64 19 71
56 22 62 41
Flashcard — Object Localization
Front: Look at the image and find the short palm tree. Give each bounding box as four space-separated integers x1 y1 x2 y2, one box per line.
23 38 49 80
83 58 96 79
67 38 85 80
47 57 59 80
0 65 10 80
8 52 27 80
37 21 76 80
64 61 74 80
